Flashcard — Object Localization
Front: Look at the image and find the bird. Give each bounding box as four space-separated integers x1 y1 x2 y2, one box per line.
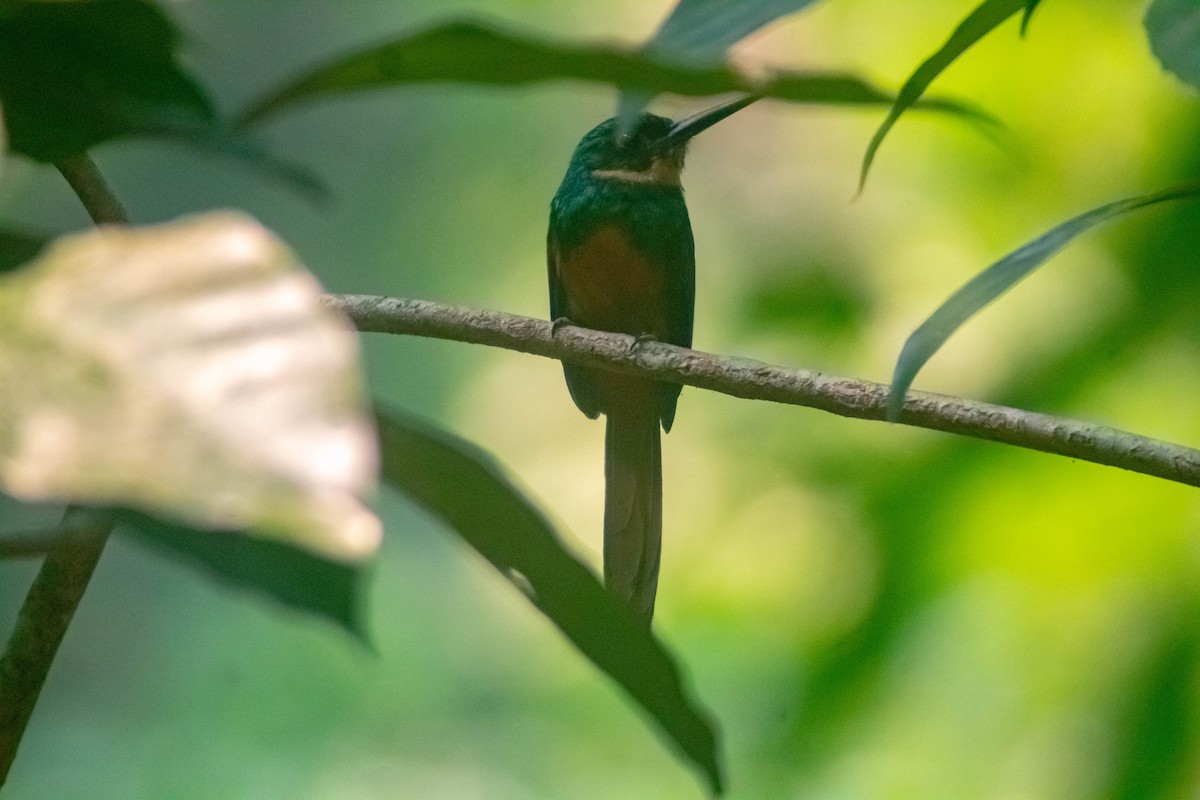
547 97 756 624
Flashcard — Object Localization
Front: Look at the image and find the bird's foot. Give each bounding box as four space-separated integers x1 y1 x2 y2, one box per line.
549 316 573 337
628 332 659 355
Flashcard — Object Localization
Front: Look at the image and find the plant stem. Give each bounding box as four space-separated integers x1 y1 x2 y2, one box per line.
0 523 107 784
0 153 128 787
56 154 129 225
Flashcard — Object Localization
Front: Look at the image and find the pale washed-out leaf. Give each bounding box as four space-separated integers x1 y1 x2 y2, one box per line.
618 0 821 132
648 0 823 63
0 212 379 561
1146 0 1200 89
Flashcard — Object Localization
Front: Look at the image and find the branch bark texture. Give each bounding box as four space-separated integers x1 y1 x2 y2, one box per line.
328 294 1200 490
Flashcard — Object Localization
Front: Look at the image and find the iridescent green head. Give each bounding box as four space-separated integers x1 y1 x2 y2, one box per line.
566 95 760 187
568 113 685 186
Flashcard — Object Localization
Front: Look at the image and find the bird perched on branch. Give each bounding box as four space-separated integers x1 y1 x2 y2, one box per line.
547 96 756 623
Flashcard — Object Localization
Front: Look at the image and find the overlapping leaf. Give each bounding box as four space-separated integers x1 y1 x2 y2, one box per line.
237 19 952 128
376 409 724 796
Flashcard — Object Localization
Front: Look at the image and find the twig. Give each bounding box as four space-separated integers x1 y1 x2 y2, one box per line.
327 294 1200 489
0 519 107 784
0 154 127 786
56 154 129 226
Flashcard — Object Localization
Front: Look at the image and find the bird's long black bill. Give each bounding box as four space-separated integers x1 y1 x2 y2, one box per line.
657 95 760 150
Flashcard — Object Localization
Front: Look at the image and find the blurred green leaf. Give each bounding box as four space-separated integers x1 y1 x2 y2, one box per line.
1106 605 1200 800
0 212 381 561
375 408 724 796
0 0 321 195
859 0 1027 192
1146 0 1200 89
887 182 1200 420
238 18 959 128
0 0 215 161
740 267 870 340
0 226 45 273
649 0 822 62
115 509 368 639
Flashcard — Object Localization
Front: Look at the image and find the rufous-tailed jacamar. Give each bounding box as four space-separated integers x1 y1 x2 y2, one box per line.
548 97 756 623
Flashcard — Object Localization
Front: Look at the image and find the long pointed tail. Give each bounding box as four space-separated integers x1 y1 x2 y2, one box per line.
604 406 662 624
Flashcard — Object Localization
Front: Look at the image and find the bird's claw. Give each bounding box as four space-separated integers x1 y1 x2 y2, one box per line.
549 316 572 337
629 332 659 355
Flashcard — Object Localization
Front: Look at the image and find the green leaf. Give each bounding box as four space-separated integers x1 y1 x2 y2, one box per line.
237 19 956 128
115 509 368 639
859 0 1027 192
0 226 45 273
0 212 381 561
649 0 823 62
0 0 215 161
375 409 724 796
0 0 320 195
1146 0 1200 89
887 182 1200 421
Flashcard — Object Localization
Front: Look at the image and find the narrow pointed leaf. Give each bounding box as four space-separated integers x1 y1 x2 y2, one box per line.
1020 0 1043 37
888 182 1200 420
375 409 724 796
860 0 1027 192
1146 0 1200 88
237 19 962 128
0 212 380 561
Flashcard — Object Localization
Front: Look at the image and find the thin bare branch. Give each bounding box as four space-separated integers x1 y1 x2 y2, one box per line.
0 515 107 783
327 294 1200 490
56 154 129 226
0 154 126 787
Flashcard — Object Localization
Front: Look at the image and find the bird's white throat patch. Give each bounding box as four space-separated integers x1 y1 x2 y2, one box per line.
592 156 683 187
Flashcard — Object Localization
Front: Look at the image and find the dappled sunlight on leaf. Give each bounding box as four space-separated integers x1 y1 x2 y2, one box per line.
0 212 379 561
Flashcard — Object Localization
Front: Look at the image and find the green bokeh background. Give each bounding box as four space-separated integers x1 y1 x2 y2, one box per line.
4 1 1200 797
